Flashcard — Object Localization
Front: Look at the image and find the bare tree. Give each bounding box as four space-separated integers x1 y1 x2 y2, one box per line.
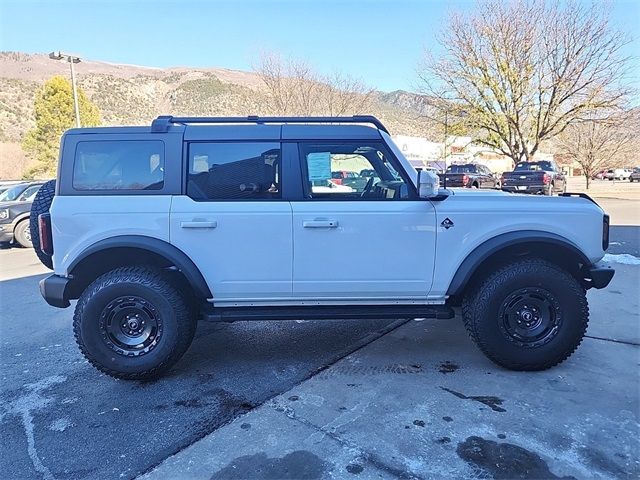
556 110 637 188
254 52 374 116
418 0 632 164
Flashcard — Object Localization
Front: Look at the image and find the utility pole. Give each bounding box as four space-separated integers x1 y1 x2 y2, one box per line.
49 51 82 128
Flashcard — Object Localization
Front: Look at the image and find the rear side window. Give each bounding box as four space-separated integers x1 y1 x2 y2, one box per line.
73 140 164 191
187 142 281 200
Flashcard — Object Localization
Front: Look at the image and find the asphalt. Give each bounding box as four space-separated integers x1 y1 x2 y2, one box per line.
0 196 637 480
0 250 401 479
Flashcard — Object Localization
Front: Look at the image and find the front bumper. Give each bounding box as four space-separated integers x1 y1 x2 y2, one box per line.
0 224 14 243
39 274 71 308
584 263 615 289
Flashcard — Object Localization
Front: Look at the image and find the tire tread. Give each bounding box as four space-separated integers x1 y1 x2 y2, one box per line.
462 258 588 371
73 266 196 380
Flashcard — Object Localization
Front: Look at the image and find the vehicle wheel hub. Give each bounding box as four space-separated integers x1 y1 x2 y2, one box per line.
99 296 163 356
498 288 562 347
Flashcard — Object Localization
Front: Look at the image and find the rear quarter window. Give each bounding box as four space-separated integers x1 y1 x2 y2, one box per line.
73 140 165 191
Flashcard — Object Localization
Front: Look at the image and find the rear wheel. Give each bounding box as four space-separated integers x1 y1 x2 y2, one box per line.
30 179 56 269
13 220 32 248
545 183 554 195
462 259 588 371
74 266 197 380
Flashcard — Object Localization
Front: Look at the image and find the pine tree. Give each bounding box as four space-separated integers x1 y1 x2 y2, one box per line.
22 75 100 178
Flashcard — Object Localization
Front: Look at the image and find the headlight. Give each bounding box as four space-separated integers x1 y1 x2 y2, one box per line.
0 209 9 221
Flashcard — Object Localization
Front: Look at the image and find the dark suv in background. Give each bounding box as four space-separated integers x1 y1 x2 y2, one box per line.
0 181 46 247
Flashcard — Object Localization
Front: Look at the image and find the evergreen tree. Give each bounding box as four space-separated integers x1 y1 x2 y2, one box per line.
23 75 100 178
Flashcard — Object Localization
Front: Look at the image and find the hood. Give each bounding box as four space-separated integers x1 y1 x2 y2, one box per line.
0 200 33 209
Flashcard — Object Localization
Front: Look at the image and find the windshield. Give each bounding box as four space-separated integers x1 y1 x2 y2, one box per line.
0 184 27 202
515 161 552 171
446 165 476 173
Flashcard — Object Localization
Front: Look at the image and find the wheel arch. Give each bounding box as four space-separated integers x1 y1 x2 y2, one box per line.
67 235 212 299
447 230 590 298
12 212 30 230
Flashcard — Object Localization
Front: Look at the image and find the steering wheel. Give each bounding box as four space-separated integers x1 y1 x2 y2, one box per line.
360 176 375 198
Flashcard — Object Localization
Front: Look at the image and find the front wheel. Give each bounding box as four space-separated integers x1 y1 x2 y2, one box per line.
74 266 197 380
462 259 588 371
13 220 32 248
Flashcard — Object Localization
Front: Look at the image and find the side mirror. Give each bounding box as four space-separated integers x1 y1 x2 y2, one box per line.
418 169 440 198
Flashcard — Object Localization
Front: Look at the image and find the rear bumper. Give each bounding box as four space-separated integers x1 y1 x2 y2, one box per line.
39 274 71 308
584 263 615 289
501 185 545 194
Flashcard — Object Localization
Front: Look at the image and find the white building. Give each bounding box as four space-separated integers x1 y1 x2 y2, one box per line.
392 134 515 173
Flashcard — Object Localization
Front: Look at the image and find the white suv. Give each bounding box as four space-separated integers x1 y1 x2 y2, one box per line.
32 116 614 379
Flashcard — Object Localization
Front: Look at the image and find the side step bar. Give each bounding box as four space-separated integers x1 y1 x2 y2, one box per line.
202 305 455 322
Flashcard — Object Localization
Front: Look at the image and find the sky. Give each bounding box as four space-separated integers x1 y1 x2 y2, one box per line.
0 0 638 92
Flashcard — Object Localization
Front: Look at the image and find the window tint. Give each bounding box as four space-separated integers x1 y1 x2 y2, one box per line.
73 141 164 191
446 164 475 173
187 143 281 200
18 185 41 201
300 142 410 200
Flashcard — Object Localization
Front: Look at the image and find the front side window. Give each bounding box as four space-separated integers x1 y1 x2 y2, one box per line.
73 140 164 191
300 142 411 200
187 142 281 200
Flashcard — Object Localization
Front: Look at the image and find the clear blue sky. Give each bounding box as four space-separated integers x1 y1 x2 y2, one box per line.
1 0 638 92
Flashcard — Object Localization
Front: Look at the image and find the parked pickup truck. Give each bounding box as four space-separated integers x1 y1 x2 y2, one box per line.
443 164 499 189
501 161 566 195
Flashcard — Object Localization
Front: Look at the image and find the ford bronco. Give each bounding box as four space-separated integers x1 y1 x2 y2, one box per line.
32 115 614 379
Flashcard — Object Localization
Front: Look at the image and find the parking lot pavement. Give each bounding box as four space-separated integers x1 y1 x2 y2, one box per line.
0 248 401 479
144 260 640 480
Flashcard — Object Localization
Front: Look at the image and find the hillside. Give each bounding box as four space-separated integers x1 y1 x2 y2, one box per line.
0 52 431 177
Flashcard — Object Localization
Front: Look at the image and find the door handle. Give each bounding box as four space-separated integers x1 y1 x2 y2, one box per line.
303 220 339 228
180 221 217 229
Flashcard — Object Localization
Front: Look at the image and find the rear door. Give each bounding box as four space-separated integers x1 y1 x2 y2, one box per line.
290 140 437 302
170 131 293 304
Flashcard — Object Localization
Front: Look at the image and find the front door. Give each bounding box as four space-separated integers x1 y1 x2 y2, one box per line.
291 141 437 302
171 141 292 304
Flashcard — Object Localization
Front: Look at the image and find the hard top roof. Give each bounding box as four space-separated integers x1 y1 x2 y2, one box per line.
64 116 387 141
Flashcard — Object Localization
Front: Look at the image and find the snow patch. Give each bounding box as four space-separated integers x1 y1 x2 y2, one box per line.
49 418 74 432
603 253 640 265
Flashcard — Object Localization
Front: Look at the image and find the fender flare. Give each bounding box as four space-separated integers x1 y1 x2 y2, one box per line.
68 235 212 298
446 230 590 296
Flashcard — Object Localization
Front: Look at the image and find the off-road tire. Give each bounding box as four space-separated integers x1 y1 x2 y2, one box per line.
73 266 197 380
29 179 56 269
13 220 32 248
462 258 588 371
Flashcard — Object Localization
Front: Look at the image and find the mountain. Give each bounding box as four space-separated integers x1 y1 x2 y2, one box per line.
0 52 431 178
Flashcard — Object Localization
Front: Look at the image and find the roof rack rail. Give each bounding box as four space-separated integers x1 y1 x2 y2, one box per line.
150 115 389 134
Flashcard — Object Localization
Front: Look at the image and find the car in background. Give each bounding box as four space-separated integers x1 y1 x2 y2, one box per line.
501 160 566 195
443 163 499 189
0 182 45 203
605 168 632 181
0 181 46 248
330 170 359 185
0 180 24 195
629 168 640 182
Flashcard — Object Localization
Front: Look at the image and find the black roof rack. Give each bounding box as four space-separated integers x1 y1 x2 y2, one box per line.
150 115 389 134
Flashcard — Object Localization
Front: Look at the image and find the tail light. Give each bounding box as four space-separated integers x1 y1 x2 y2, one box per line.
602 214 610 250
462 174 469 185
543 173 551 184
38 213 53 256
